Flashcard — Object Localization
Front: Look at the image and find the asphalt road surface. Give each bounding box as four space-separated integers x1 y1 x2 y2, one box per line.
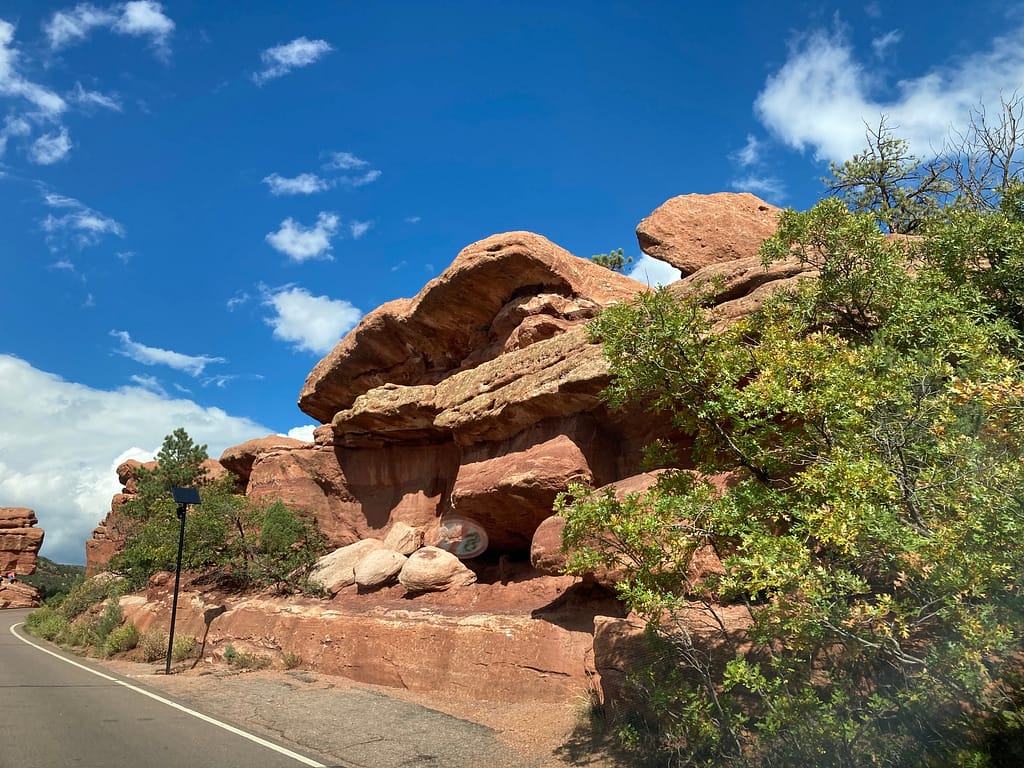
0 608 542 768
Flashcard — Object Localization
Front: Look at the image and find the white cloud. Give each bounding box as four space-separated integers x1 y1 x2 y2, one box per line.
350 219 372 239
29 127 72 164
342 169 381 187
733 134 762 167
261 285 362 355
730 175 786 202
40 192 124 248
871 30 902 58
111 330 226 376
755 25 1024 162
265 211 340 262
70 82 122 111
262 172 331 195
253 37 332 84
0 20 67 117
324 151 368 170
0 354 270 564
285 424 316 442
625 254 682 287
404 216 422 224
45 1 174 56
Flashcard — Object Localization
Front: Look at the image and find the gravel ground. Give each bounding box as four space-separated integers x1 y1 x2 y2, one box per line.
97 656 625 768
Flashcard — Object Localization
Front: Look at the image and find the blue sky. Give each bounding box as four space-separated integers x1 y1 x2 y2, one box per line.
2 0 1022 563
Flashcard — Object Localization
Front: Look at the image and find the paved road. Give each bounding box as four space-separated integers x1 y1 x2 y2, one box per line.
1 609 543 768
1 608 335 768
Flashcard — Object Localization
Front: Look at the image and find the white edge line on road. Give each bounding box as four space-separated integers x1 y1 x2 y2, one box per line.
10 621 327 768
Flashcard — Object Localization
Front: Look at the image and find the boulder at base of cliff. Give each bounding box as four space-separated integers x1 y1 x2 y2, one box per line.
0 580 41 609
398 546 477 592
354 549 407 590
310 539 388 595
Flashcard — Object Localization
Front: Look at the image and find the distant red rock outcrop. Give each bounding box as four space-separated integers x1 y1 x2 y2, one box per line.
1 506 44 608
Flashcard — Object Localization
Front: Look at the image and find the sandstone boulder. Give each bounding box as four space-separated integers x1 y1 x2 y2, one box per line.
383 521 424 555
310 539 388 595
636 192 781 276
0 580 41 609
530 515 567 575
354 548 407 589
218 435 309 485
299 231 645 423
0 507 44 576
398 546 477 592
450 434 593 553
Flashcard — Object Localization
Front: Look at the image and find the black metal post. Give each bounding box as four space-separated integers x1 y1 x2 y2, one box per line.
165 502 187 674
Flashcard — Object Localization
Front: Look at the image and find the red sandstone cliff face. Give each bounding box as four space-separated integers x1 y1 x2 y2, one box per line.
84 191 805 701
0 507 44 608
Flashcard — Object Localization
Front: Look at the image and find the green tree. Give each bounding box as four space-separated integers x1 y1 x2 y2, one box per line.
591 247 633 273
559 199 1024 766
824 118 952 233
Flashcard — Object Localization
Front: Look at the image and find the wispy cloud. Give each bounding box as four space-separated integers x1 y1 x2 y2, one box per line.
871 30 902 58
111 330 226 376
40 192 124 247
625 255 682 287
732 134 762 167
322 151 381 186
265 211 340 262
730 174 786 201
349 220 372 239
262 172 331 195
69 82 122 111
323 151 368 170
29 127 72 164
755 24 1024 162
253 36 332 84
0 21 67 117
45 1 175 58
261 284 362 355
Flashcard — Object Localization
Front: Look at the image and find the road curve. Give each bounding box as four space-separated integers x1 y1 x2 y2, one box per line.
1 608 334 768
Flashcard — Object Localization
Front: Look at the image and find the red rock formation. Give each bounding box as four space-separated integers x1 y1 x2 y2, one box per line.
0 507 44 577
636 192 781 276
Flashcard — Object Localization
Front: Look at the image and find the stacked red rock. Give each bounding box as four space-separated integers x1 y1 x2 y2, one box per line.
0 507 44 608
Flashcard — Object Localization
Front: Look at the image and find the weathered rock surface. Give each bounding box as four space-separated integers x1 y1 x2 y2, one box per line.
0 507 44 577
0 580 41 609
299 231 646 424
399 547 477 592
86 191 797 706
354 548 407 589
636 192 781 276
310 539 388 595
218 435 308 486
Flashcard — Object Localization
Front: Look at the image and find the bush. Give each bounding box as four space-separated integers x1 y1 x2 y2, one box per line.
223 644 269 670
171 635 196 662
138 628 167 662
282 651 302 669
24 605 68 641
104 623 140 656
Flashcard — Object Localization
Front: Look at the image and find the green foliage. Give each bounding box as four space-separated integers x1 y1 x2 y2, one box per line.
591 247 633 273
172 635 197 662
823 118 952 233
223 644 270 670
24 605 69 641
282 651 302 669
103 623 139 657
20 557 86 602
562 198 1024 765
109 429 326 594
139 628 168 662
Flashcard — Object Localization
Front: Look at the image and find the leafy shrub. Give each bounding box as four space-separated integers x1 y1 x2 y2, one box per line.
24 605 68 641
104 623 140 656
171 635 196 662
223 644 269 670
139 628 167 662
282 651 302 669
